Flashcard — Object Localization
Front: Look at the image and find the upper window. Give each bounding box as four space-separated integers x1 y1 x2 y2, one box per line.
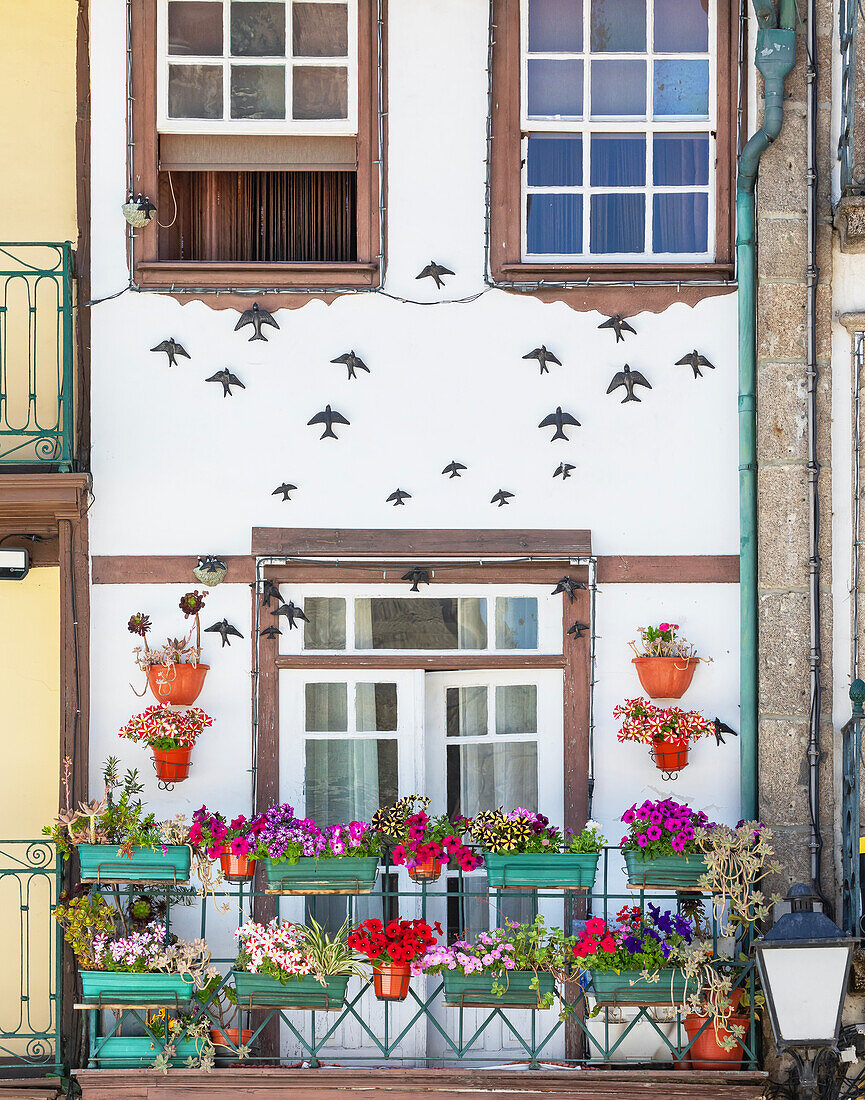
521 0 714 262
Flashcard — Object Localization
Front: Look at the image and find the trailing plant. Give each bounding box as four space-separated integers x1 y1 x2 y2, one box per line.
467 807 605 854
196 975 242 1032
573 904 695 972
619 798 716 858
90 919 217 988
234 917 366 985
696 820 780 933
129 591 208 670
348 918 441 966
54 890 118 969
372 795 480 873
614 697 714 749
145 1009 216 1074
119 703 213 751
251 803 381 863
630 622 706 661
190 807 266 861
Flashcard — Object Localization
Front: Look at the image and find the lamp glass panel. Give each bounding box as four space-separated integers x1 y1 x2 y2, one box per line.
759 945 849 1043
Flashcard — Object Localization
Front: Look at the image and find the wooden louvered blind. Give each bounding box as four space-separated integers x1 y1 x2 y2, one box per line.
158 170 357 262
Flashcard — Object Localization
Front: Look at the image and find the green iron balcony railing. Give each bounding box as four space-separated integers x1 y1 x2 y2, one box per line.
842 680 864 937
840 0 865 195
0 243 74 469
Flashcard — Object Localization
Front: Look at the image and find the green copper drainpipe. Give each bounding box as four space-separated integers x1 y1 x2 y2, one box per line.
737 0 796 819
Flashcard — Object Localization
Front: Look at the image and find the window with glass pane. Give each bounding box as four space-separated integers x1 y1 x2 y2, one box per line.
355 598 487 650
303 597 346 649
161 0 357 133
522 0 714 260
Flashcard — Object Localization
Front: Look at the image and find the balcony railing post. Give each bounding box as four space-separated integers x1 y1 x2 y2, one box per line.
842 680 865 935
60 241 74 469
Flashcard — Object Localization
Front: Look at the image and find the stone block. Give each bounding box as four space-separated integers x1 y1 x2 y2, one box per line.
757 217 807 281
756 107 808 215
758 590 811 716
756 361 809 462
757 282 808 360
757 463 811 587
758 717 834 828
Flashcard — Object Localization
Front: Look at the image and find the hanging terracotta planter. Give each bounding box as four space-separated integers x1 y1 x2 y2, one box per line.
407 854 444 883
152 745 192 783
632 656 698 699
210 1027 254 1050
146 663 209 706
652 741 690 778
373 963 411 1001
220 851 256 881
683 1014 748 1069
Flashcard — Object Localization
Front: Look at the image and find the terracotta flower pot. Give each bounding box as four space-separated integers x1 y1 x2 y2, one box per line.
652 742 690 777
632 656 698 699
152 745 192 783
220 851 256 881
210 1027 253 1050
683 1013 748 1069
146 663 209 706
373 962 411 1001
407 854 444 883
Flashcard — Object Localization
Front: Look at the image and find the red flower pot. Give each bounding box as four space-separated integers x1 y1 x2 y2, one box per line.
407 854 444 883
683 1013 748 1069
373 963 411 1001
152 746 192 783
632 656 698 700
652 742 690 777
210 1027 253 1050
220 852 256 881
146 663 209 706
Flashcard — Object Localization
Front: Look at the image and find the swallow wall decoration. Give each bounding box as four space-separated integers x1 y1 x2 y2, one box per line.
675 350 716 378
552 576 586 603
308 405 350 439
260 579 282 607
539 406 581 441
598 314 637 342
150 339 190 367
193 556 227 587
387 489 411 506
491 489 514 507
272 483 297 501
554 462 576 479
235 302 279 342
273 600 310 629
416 261 454 289
442 460 467 479
607 365 651 403
206 369 245 397
712 718 739 746
522 346 561 375
204 619 244 646
567 621 589 639
259 625 282 639
402 567 430 592
331 351 370 379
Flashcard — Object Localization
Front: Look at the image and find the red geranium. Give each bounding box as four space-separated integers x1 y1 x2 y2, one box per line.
348 917 441 966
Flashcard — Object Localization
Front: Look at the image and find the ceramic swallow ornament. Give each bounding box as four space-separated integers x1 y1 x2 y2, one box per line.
402 567 430 592
676 350 716 378
193 556 227 587
539 407 581 441
272 483 297 501
442 460 467 479
598 314 637 342
554 462 576 480
522 346 561 375
235 302 279 342
416 261 454 289
150 339 190 367
491 489 514 507
712 718 738 746
331 351 370 379
204 619 244 647
567 621 589 639
552 576 586 603
259 579 282 608
206 369 245 397
387 489 411 506
308 405 350 440
259 624 282 639
272 600 309 629
607 365 651 403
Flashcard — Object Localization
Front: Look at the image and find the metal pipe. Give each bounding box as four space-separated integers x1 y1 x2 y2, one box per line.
736 5 796 820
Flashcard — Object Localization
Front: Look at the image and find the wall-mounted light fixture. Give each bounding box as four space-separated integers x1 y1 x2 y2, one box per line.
0 549 30 580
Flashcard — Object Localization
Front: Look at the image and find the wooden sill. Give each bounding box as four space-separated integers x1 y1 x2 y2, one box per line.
135 260 380 290
497 262 736 284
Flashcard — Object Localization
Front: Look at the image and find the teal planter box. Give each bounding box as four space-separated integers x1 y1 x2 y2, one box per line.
624 850 708 890
80 970 196 1006
484 852 600 890
590 968 699 1006
441 970 555 1008
233 970 349 1010
264 856 379 894
93 1036 204 1067
78 844 191 883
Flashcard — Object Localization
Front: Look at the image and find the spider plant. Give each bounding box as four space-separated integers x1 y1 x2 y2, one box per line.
296 919 367 982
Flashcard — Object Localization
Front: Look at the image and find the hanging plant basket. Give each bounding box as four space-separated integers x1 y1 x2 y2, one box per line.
79 970 196 1006
624 849 708 890
484 852 600 890
441 970 554 1009
152 746 192 783
78 843 191 883
590 968 697 1006
264 856 379 894
93 1036 205 1067
632 656 698 699
651 741 690 778
373 963 411 1001
407 854 444 883
683 1014 749 1069
220 851 256 881
146 663 209 706
232 971 349 1010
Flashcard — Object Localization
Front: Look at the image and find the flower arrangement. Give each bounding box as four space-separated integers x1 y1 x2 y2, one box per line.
614 697 714 749
234 918 366 983
129 591 208 670
371 795 480 875
467 807 605 854
348 918 440 967
251 803 380 864
119 704 213 751
572 904 694 972
620 798 715 857
190 807 266 861
630 623 701 660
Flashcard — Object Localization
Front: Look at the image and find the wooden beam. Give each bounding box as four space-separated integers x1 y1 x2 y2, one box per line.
0 474 89 524
596 556 739 584
275 655 565 670
252 528 593 558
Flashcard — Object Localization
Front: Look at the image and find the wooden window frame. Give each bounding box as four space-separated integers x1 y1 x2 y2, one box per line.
130 0 382 294
489 0 738 285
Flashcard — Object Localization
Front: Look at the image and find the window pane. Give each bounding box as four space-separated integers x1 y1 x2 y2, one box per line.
447 686 488 738
168 64 224 119
168 2 223 55
231 1 286 56
590 134 645 186
305 682 348 731
527 59 584 119
590 193 645 252
590 0 646 51
495 597 539 649
653 59 709 117
447 742 539 819
528 0 583 52
653 134 709 185
653 192 708 253
293 3 349 56
527 135 582 186
654 0 709 52
293 65 349 119
356 682 398 732
591 60 646 117
496 685 538 735
355 598 487 650
526 194 582 254
231 64 286 118
303 597 346 650
447 875 534 941
306 738 398 822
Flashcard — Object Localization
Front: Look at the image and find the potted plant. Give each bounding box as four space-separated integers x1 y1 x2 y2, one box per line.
574 904 699 1006
348 917 441 1001
94 1008 212 1068
467 809 604 890
372 795 480 883
614 697 715 776
129 592 210 706
629 622 707 699
191 806 266 881
232 918 366 1010
119 703 213 784
411 915 569 1009
252 803 382 893
620 798 715 888
195 977 253 1060
44 757 192 882
681 985 756 1069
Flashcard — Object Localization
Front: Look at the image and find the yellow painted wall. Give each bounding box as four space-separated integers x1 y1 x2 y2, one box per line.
0 0 78 241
